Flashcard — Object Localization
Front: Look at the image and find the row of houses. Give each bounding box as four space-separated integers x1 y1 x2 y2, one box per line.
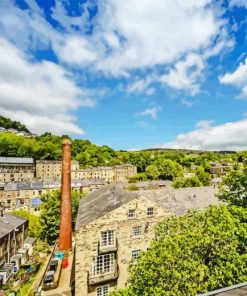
0 211 35 285
0 179 106 212
0 157 137 183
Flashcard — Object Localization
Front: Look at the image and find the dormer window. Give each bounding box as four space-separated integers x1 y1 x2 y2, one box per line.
128 209 136 219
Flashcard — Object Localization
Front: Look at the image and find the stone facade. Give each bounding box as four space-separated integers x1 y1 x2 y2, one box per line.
36 160 79 180
75 184 219 296
75 195 171 295
36 161 137 183
0 157 34 183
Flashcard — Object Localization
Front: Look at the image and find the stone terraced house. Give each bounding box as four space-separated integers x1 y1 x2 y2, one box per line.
75 183 219 296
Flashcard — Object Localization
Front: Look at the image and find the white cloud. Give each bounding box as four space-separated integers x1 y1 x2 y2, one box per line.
161 119 247 150
219 57 247 97
0 0 233 95
136 106 162 120
0 37 94 135
56 36 98 66
94 0 222 75
160 53 204 95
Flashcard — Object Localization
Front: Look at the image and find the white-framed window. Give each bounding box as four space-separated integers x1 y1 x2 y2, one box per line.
132 250 141 259
132 226 142 236
96 285 109 296
100 230 115 247
128 209 136 219
147 207 154 216
92 253 115 276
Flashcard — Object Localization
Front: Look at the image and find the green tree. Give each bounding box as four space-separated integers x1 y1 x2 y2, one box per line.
195 166 211 186
110 205 247 296
129 172 148 182
40 190 83 244
154 159 183 180
173 176 202 188
145 165 159 180
218 166 247 207
12 209 42 238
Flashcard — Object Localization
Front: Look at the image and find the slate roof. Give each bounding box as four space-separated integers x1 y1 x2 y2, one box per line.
0 213 27 239
199 282 247 295
0 157 34 164
76 183 219 229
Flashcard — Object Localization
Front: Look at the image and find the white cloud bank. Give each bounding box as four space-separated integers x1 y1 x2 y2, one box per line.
219 57 247 97
161 119 247 150
0 0 242 138
0 0 233 93
0 37 95 135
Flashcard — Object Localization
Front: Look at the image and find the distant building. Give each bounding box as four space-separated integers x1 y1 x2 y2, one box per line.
0 212 30 284
113 164 137 181
209 162 233 177
36 160 137 183
0 157 35 183
0 180 106 212
75 184 219 296
36 160 79 181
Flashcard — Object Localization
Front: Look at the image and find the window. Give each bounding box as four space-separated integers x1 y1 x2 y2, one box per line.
132 250 141 259
101 230 115 247
96 285 109 296
147 207 154 216
128 209 136 219
132 226 142 236
92 253 115 276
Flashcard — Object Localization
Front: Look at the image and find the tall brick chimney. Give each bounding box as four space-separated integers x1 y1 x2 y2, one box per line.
59 138 72 251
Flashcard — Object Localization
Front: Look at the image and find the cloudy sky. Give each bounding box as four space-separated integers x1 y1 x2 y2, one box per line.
0 0 247 150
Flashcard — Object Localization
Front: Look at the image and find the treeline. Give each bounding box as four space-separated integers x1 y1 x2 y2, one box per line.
0 115 30 133
0 131 246 174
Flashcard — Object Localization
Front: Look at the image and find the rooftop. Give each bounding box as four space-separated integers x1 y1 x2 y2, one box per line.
0 157 34 164
76 183 219 229
199 282 247 296
0 213 27 238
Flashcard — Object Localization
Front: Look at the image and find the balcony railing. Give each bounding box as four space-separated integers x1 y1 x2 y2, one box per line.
88 261 119 285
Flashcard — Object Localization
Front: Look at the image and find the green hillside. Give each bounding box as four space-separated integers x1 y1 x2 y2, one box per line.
0 115 30 133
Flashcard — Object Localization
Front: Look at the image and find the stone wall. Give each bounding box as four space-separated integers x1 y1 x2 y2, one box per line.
75 195 173 295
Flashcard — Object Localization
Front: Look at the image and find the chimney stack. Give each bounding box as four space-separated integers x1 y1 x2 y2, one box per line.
59 139 72 251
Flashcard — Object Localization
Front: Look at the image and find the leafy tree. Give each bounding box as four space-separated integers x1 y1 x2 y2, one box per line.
184 176 203 187
145 165 159 180
110 205 247 296
154 159 183 180
12 209 42 238
195 166 211 186
173 176 202 188
218 166 247 207
129 172 148 182
40 190 83 244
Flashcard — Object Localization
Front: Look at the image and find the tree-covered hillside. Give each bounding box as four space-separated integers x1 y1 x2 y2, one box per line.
0 130 245 175
0 115 30 133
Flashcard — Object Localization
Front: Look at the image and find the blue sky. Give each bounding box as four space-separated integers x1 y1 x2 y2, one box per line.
0 0 247 150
